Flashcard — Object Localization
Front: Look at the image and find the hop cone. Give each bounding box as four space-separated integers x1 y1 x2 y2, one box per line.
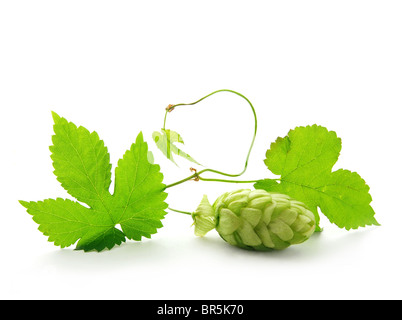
192 189 316 250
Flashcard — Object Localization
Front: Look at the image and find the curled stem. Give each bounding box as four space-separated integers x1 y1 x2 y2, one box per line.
163 90 260 215
163 89 258 185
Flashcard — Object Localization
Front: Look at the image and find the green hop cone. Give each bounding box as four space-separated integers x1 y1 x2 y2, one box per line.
192 189 316 251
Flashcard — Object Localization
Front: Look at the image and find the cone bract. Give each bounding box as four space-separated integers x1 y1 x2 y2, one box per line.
192 195 216 237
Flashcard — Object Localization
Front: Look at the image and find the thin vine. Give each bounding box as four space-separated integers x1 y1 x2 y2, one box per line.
161 89 259 190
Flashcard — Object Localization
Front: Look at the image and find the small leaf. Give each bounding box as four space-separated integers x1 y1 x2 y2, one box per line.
152 129 201 166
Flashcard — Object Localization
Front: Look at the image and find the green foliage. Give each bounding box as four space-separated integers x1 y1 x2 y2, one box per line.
19 90 379 253
255 125 379 231
20 112 168 251
152 129 201 166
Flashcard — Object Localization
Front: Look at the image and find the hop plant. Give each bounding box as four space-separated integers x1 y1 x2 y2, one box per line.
20 90 377 252
192 189 316 250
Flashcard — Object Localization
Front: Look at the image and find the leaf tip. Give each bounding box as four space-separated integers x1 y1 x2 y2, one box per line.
136 131 145 143
372 217 381 227
51 111 61 123
19 200 29 208
152 131 160 142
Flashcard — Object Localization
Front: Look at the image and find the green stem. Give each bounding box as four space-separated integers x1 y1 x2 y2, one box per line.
164 173 198 189
198 177 260 184
164 89 258 178
163 172 263 190
168 207 192 215
163 109 169 130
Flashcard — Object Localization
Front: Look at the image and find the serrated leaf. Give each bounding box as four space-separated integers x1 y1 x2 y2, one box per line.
255 125 379 231
20 113 168 252
152 129 201 166
50 112 113 211
113 133 168 241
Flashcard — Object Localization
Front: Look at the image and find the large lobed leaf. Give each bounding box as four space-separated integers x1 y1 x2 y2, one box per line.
20 112 168 251
255 125 379 231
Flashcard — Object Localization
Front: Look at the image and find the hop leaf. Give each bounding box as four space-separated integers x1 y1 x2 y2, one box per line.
152 129 201 166
254 125 379 231
20 112 168 252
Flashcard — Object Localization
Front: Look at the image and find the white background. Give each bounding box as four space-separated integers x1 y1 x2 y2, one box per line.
1 0 401 300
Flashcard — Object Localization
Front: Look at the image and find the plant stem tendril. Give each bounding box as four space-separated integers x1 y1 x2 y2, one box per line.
163 89 258 188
